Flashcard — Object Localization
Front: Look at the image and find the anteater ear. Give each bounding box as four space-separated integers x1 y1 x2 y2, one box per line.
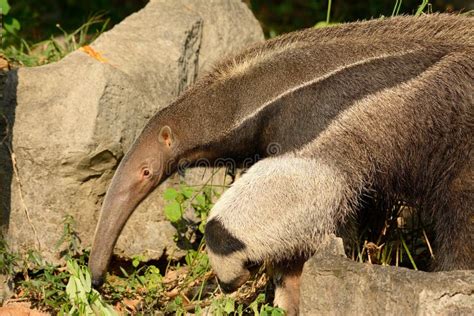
159 126 174 148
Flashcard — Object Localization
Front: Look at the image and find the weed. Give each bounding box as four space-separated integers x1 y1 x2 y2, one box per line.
64 259 116 315
314 0 338 28
349 199 434 270
56 215 82 260
0 14 109 67
415 0 432 16
0 0 21 42
14 215 115 314
163 171 222 249
0 235 17 276
19 252 71 311
392 0 403 16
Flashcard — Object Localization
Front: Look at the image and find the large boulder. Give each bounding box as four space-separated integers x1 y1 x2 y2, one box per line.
0 0 263 263
300 253 474 315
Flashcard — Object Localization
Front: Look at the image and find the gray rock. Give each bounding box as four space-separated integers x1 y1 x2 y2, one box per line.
300 254 474 315
0 0 263 263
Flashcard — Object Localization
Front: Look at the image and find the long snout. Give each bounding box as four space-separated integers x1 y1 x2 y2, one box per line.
88 193 136 286
88 169 168 286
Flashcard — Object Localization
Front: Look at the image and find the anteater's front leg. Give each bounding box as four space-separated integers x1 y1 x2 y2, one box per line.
270 258 305 316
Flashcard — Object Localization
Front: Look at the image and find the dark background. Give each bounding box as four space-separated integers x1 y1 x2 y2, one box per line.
7 0 474 42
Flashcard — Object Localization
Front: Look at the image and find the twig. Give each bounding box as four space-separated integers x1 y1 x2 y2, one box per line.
9 148 41 250
422 228 435 259
1 115 41 250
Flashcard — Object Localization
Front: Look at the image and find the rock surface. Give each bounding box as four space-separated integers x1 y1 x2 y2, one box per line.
0 0 263 262
300 254 474 315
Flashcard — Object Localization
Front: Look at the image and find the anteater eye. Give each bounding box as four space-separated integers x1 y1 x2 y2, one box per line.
143 169 151 177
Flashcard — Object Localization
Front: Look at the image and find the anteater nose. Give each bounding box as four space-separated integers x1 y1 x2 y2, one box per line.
218 279 239 294
92 276 104 288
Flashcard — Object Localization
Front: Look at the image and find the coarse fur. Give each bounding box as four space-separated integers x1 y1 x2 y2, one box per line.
205 47 473 314
208 13 473 83
89 14 474 287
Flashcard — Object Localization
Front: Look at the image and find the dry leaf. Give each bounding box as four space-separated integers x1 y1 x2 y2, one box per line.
123 298 142 312
0 58 9 70
164 288 179 298
163 267 188 284
80 45 108 63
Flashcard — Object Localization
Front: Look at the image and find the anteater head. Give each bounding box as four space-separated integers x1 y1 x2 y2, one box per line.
89 125 178 287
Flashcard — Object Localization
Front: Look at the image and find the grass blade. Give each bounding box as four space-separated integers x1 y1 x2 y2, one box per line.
400 234 418 270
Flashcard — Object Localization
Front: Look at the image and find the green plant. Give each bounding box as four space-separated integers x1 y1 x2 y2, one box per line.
0 234 17 276
20 251 72 311
56 215 82 260
209 296 240 315
248 293 285 316
0 14 109 66
415 0 431 16
0 0 21 40
65 259 116 315
314 0 338 28
207 293 284 316
350 200 434 270
19 255 116 314
163 181 218 248
106 260 164 310
392 0 403 16
11 214 115 314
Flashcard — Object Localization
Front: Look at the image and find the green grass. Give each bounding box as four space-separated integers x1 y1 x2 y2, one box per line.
0 14 109 67
349 200 435 270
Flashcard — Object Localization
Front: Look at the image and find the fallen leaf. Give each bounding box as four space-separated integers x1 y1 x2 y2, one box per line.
80 45 108 63
123 298 141 312
0 58 9 70
114 302 123 312
163 267 188 284
164 288 179 298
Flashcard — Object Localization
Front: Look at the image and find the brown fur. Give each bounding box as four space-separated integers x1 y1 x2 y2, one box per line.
206 46 473 313
207 13 473 83
89 14 474 288
271 259 305 316
306 47 474 270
